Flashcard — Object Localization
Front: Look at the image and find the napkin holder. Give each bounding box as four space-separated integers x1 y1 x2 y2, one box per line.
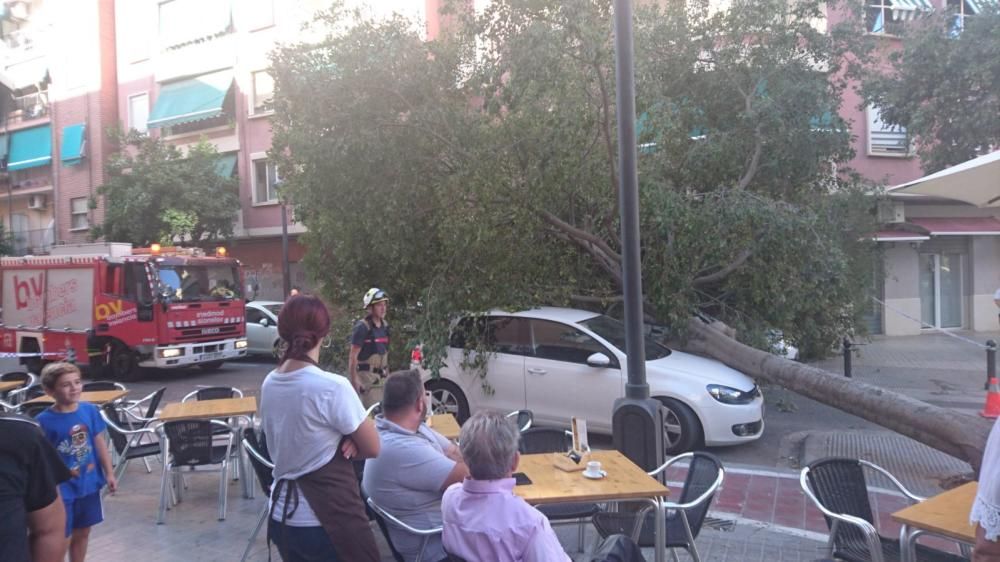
552 449 591 472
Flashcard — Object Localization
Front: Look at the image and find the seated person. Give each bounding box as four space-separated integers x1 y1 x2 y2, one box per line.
362 370 468 562
442 411 644 562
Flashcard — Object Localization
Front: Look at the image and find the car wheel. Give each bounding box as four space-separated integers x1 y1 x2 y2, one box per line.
654 397 703 455
109 345 141 382
424 379 470 423
273 339 287 359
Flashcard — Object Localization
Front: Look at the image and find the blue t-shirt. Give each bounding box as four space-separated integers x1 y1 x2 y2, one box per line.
36 402 107 500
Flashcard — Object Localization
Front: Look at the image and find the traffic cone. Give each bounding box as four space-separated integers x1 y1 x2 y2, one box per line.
982 377 1000 418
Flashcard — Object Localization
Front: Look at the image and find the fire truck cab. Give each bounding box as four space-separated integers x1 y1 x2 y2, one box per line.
0 242 248 380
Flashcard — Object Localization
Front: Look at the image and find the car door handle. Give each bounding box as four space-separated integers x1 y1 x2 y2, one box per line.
527 368 547 375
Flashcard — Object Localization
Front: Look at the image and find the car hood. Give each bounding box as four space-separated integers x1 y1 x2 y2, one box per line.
647 350 755 391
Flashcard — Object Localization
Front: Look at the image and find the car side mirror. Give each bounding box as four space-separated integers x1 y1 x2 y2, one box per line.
258 317 269 327
586 352 611 368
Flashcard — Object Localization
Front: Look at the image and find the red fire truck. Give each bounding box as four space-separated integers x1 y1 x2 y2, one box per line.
0 243 248 380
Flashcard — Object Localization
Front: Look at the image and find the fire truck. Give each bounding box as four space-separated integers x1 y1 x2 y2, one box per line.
0 243 248 380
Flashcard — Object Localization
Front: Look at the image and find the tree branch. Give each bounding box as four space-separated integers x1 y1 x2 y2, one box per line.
692 246 753 287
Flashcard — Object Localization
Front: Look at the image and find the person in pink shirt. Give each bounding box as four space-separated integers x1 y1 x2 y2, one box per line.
441 411 644 562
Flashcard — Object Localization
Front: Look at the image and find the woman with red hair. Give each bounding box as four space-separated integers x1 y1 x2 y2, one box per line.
260 295 381 561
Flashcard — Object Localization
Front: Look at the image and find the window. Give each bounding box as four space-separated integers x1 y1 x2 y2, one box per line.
251 71 274 115
948 0 978 35
128 93 149 133
530 320 616 366
70 197 89 230
124 263 153 304
252 159 280 203
247 308 265 324
867 105 910 156
866 0 926 35
449 316 532 355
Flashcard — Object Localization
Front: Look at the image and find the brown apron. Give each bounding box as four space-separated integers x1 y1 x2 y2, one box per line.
271 441 379 562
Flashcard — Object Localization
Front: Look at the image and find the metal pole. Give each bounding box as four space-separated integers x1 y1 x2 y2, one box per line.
843 337 852 378
613 0 648 400
987 340 997 390
281 200 291 299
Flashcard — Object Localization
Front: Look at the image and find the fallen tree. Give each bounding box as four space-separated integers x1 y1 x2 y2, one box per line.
685 316 993 472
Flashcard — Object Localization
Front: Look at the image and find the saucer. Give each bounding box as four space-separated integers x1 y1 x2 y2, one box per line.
582 470 607 480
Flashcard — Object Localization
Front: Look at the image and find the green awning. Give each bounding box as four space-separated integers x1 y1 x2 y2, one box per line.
60 123 86 165
0 134 8 163
7 124 52 171
214 153 237 177
148 69 233 129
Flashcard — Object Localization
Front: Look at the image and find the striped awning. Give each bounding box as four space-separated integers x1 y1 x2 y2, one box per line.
892 0 933 21
967 0 999 13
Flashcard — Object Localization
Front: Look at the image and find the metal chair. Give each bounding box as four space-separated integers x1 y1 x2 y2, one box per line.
591 451 725 562
182 386 244 402
99 404 162 483
240 427 274 562
83 380 127 391
121 387 166 427
366 496 442 562
1 371 36 404
0 399 16 412
17 402 50 418
157 419 234 524
506 409 533 432
365 401 383 418
519 427 600 552
800 457 967 562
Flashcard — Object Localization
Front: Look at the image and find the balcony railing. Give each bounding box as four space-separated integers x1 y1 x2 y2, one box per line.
6 91 50 124
5 227 55 256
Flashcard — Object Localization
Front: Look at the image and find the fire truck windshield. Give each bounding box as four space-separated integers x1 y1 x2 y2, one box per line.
156 265 242 302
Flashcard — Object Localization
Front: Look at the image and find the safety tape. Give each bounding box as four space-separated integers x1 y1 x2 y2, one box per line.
0 352 71 358
872 296 990 349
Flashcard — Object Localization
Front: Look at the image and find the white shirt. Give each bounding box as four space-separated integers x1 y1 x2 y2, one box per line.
261 365 366 526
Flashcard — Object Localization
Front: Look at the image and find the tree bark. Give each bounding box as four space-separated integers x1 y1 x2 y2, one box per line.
685 316 992 472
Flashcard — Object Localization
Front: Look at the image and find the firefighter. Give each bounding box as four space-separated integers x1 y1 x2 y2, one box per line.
348 288 390 407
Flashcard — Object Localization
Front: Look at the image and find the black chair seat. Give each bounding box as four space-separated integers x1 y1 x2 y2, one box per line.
538 502 600 521
122 442 161 461
592 509 697 548
834 536 967 562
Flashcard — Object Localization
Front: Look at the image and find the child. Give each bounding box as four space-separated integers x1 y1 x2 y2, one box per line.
36 362 117 562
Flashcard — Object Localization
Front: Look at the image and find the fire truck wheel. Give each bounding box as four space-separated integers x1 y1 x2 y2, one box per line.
199 361 225 371
109 346 140 382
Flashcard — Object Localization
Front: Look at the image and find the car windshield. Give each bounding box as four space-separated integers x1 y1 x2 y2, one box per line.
580 314 672 361
263 304 282 316
156 265 242 302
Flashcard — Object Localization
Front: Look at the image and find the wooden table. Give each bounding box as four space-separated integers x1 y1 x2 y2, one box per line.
158 397 258 422
517 450 670 561
892 481 977 562
24 389 129 406
427 413 461 440
0 380 26 393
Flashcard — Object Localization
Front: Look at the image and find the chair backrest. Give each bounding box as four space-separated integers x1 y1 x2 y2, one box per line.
678 452 725 539
22 386 46 401
186 386 242 401
804 457 875 551
506 409 533 433
518 427 570 454
365 401 383 418
83 380 125 392
361 491 405 562
163 420 225 466
18 402 50 418
1 371 33 384
242 427 274 495
101 403 131 454
142 387 166 420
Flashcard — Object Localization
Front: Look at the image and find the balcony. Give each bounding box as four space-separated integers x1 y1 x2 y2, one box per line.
6 90 50 125
5 226 54 256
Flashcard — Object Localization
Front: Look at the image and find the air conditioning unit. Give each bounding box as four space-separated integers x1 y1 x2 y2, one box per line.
28 194 47 210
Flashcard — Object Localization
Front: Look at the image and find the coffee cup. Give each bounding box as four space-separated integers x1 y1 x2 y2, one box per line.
585 461 602 476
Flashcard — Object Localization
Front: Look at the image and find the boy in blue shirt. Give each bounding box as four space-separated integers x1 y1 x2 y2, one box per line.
36 362 117 562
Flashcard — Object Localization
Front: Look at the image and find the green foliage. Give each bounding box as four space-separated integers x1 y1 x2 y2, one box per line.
94 130 239 246
0 221 12 256
270 0 879 363
861 8 1000 172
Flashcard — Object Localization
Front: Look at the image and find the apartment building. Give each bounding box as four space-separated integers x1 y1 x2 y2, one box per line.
0 0 118 255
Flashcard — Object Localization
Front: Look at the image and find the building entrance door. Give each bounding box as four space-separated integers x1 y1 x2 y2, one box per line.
919 253 964 329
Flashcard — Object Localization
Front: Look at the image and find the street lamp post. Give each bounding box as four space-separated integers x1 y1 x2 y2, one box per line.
280 198 291 299
610 0 666 475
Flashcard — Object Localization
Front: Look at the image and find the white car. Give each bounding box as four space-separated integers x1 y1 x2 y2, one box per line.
421 307 763 455
245 301 283 357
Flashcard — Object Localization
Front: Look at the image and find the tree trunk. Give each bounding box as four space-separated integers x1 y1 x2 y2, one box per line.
685 317 992 472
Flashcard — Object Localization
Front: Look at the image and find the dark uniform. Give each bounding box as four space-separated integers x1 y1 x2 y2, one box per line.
351 316 390 408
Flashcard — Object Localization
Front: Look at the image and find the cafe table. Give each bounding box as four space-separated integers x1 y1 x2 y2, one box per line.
0 380 26 394
892 481 977 562
427 413 461 440
24 389 129 406
516 449 671 562
158 396 258 498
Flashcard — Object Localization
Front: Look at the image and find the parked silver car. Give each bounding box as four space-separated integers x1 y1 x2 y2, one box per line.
245 301 284 357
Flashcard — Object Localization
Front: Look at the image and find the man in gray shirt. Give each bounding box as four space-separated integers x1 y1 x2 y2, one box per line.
362 370 469 562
